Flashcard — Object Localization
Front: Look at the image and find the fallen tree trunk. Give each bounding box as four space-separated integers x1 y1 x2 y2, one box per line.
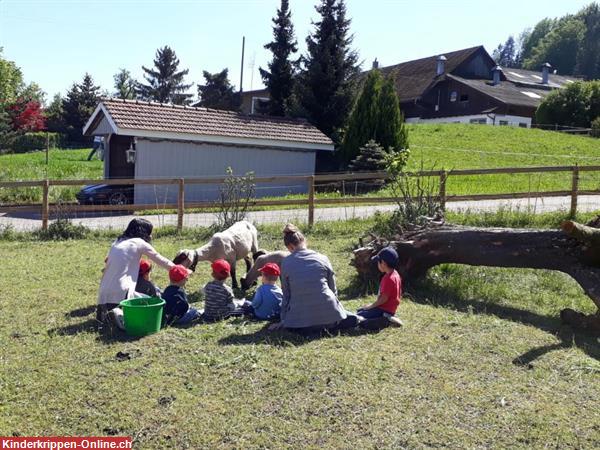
352 222 600 314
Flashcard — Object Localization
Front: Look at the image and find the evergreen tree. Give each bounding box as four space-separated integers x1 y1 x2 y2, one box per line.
138 46 193 105
492 36 518 68
197 69 239 110
61 73 101 141
259 0 298 116
297 0 359 141
45 93 67 133
113 68 137 99
575 3 600 80
340 70 382 166
348 140 388 172
376 75 408 152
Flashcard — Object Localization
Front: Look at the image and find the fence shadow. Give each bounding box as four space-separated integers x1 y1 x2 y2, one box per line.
407 279 599 362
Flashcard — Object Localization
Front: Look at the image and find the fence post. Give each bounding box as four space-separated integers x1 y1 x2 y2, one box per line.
177 178 185 232
42 180 49 231
570 165 579 219
439 170 448 210
308 175 315 227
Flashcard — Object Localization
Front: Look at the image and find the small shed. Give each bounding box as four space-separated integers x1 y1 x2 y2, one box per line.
83 99 334 204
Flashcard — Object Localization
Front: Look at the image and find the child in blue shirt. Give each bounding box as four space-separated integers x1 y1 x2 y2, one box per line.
244 263 283 321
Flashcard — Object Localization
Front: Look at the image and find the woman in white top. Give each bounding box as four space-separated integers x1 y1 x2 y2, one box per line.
96 218 174 323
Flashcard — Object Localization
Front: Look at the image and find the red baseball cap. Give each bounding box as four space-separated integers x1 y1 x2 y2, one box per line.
211 259 230 278
169 264 191 283
139 259 152 275
259 262 281 277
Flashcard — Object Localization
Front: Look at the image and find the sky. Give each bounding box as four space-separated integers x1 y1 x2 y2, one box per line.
0 0 594 102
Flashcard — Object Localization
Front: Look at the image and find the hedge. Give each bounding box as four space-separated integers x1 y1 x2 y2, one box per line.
0 132 69 153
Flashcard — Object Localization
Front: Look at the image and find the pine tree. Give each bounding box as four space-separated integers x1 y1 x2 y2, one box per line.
197 69 239 110
340 70 382 166
297 0 359 141
62 73 101 141
138 46 193 105
45 93 66 133
113 69 137 99
348 140 388 172
376 75 408 152
492 36 518 68
259 0 298 116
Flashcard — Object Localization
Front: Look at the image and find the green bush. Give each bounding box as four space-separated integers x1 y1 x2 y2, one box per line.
35 219 89 241
592 117 600 138
3 132 68 153
536 80 600 128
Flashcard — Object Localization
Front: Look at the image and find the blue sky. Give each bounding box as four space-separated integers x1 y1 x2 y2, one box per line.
0 0 593 101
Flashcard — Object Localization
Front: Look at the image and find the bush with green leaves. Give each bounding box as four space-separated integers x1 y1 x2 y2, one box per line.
216 167 256 230
35 219 89 241
3 132 67 153
591 116 600 138
535 80 600 128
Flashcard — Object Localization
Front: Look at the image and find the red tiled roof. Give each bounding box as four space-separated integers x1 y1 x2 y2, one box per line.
93 99 333 146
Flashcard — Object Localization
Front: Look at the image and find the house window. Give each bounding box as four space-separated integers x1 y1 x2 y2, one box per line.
460 94 469 102
251 97 270 114
450 91 458 102
519 122 528 128
499 120 509 126
470 118 486 124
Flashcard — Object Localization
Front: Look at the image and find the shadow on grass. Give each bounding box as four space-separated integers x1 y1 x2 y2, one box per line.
47 319 144 344
65 305 96 318
408 279 600 363
218 321 376 347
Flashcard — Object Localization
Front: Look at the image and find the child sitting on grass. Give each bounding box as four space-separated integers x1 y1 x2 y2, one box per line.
135 259 162 298
357 247 403 328
242 263 282 321
162 265 202 326
202 259 245 322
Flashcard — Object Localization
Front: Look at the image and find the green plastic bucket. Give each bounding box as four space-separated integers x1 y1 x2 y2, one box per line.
120 297 165 336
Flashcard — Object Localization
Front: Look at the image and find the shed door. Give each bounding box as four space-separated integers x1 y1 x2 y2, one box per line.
108 135 135 179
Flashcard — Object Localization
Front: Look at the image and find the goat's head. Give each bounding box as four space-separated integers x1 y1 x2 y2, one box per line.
252 249 267 262
173 249 199 272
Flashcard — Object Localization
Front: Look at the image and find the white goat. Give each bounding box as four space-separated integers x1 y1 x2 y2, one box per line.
240 250 290 290
174 221 259 289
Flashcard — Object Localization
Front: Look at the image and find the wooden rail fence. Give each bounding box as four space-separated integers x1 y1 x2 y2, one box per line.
1 165 599 231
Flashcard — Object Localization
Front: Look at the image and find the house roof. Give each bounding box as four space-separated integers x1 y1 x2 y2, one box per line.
502 67 579 89
379 46 485 100
447 74 552 108
83 99 334 151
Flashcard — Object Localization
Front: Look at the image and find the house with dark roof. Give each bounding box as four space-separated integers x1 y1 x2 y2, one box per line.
378 45 578 127
83 99 333 204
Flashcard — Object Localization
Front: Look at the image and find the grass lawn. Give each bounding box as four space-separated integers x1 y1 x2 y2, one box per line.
0 216 599 448
1 125 600 205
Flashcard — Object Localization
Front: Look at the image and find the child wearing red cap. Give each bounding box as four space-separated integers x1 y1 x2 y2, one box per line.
162 264 201 326
135 259 162 298
243 262 283 321
202 259 245 321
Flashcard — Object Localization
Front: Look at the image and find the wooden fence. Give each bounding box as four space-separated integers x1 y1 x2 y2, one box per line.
1 165 599 231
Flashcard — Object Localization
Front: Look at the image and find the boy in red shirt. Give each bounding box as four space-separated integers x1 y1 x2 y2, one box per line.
357 247 403 327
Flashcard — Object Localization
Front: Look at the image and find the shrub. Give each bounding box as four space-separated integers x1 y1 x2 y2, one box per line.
216 167 255 230
35 219 89 241
592 117 600 138
535 80 600 128
3 132 67 153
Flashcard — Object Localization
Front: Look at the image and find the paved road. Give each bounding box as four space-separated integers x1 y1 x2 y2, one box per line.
1 195 599 232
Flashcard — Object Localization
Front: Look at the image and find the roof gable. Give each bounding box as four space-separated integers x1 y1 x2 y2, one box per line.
83 99 334 150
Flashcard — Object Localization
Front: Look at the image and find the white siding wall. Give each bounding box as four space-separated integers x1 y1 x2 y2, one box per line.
406 115 532 127
134 139 316 204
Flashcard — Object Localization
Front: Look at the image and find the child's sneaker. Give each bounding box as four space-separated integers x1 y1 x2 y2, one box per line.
107 307 125 331
383 312 404 327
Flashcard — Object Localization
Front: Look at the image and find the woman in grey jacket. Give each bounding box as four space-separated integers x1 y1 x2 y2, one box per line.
270 224 359 334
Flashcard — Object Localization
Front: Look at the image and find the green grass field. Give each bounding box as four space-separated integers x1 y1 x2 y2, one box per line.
1 125 600 205
0 216 599 447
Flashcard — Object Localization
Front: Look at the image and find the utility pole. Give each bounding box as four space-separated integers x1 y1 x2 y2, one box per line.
239 36 245 94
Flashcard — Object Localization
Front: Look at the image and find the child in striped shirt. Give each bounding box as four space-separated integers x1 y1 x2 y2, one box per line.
202 259 245 321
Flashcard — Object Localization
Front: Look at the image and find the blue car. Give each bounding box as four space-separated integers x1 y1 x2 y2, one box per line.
76 184 134 205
